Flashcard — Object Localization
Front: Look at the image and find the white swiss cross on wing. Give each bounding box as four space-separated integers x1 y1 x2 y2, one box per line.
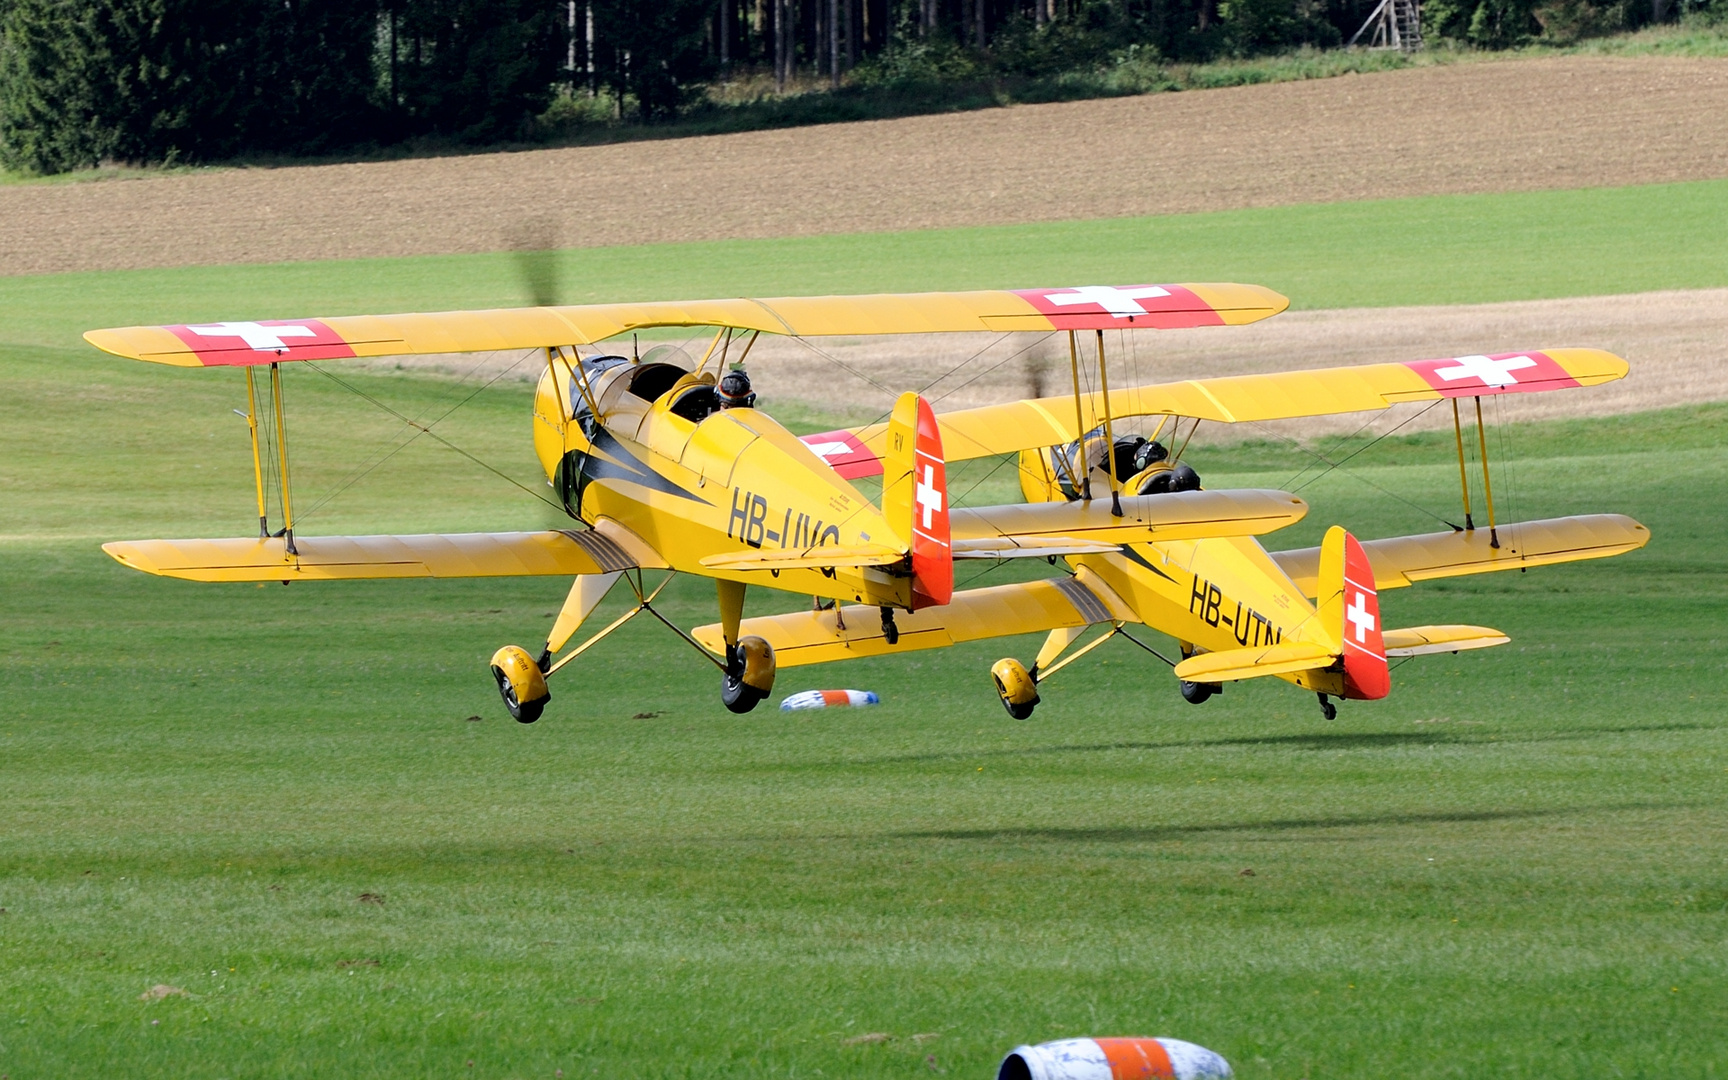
806 441 853 462
186 321 318 352
1435 354 1536 387
915 464 943 530
1045 285 1171 317
1346 589 1376 644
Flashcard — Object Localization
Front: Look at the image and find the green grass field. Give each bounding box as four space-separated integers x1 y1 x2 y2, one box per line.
5 178 1728 353
3 184 1726 1077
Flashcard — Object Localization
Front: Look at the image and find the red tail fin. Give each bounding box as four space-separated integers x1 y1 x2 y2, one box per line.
1319 526 1389 700
883 392 951 609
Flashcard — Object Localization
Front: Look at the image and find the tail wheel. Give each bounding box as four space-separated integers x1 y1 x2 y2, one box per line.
991 658 1040 719
491 645 550 724
1180 679 1218 705
1317 693 1337 720
721 635 776 714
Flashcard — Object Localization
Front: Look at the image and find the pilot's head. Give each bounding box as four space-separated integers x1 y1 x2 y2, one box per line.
718 367 756 409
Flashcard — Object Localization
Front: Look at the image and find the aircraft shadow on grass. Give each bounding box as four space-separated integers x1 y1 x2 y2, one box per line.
840 722 1709 769
889 801 1691 845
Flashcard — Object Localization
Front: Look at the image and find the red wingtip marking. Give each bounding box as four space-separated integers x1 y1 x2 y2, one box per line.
1403 351 1578 397
1012 284 1225 330
164 319 356 366
801 430 882 479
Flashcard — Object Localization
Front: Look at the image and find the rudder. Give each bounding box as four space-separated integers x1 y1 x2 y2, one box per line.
882 392 952 609
1316 524 1389 700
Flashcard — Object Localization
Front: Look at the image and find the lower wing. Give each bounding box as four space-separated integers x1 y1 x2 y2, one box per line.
1269 514 1649 597
692 570 1133 667
103 528 644 582
951 488 1307 548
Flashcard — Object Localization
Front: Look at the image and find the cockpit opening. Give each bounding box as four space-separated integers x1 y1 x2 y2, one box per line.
626 362 690 403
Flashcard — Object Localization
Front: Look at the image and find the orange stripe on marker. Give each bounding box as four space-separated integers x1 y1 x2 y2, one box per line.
820 690 850 706
1096 1038 1176 1080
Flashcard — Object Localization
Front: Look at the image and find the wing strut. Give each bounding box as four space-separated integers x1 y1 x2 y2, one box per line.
271 363 299 555
1094 330 1124 517
1450 399 1476 531
1474 396 1500 549
243 367 268 538
1065 331 1092 500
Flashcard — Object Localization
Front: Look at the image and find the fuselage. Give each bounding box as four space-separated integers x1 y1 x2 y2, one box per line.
531 354 915 609
1072 536 1352 696
1023 439 1354 696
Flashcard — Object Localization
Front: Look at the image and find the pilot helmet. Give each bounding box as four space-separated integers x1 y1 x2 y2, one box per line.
719 367 756 409
1133 440 1170 473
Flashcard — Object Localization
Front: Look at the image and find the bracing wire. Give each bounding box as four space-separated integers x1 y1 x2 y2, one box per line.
1285 401 1443 493
299 355 565 517
921 332 1056 406
786 335 900 398
296 349 543 520
1242 400 1459 528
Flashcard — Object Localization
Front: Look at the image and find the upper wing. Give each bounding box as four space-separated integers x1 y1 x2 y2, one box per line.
103 529 644 582
83 283 1286 368
692 568 1135 667
1269 514 1650 597
802 349 1628 474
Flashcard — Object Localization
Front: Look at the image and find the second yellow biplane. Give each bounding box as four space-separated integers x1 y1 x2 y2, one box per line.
85 282 1304 720
697 342 1649 718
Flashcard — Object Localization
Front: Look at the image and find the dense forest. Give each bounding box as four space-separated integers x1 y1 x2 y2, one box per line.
0 0 1715 173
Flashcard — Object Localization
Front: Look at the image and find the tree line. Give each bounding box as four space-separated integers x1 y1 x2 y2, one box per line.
0 0 1710 174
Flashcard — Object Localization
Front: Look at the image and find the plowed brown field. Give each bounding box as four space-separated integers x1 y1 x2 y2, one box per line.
3 54 1727 277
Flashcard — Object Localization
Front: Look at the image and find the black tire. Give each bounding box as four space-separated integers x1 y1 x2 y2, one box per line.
1000 696 1037 720
1180 679 1217 705
720 670 768 714
880 607 900 646
493 665 546 724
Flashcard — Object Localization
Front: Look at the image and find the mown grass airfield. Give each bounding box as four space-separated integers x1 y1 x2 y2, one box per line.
3 61 1727 1079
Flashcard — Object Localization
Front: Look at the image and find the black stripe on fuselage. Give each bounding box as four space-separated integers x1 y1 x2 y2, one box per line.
589 428 711 505
1118 544 1178 582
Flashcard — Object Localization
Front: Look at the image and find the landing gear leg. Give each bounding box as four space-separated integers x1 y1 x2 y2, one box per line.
880 606 900 646
719 579 775 713
493 571 624 721
1317 692 1337 720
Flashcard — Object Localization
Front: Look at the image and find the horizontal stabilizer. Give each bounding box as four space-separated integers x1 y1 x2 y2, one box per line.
952 489 1307 546
103 529 639 582
1271 514 1650 597
1172 642 1337 684
692 570 1133 667
699 543 904 572
951 537 1120 559
1382 624 1509 657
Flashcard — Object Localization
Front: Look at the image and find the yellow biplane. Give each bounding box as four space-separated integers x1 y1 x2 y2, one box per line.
87 282 1310 720
692 338 1649 719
